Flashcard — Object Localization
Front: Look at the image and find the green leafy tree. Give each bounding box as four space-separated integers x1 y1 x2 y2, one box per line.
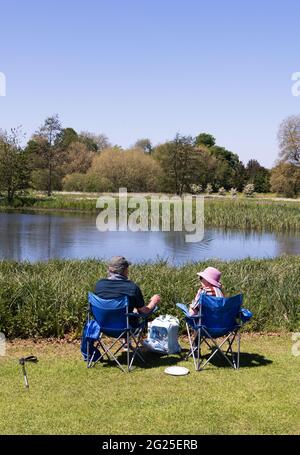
0 128 29 203
231 161 246 191
245 159 270 193
207 145 245 190
26 114 64 195
195 133 246 190
155 134 205 195
209 145 240 168
195 133 216 148
56 128 78 150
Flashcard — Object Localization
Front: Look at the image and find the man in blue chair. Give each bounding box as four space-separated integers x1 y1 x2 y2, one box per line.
95 255 160 317
94 256 160 353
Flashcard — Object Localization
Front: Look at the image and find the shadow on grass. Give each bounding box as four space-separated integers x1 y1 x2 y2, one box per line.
95 351 183 370
180 348 273 369
91 348 272 372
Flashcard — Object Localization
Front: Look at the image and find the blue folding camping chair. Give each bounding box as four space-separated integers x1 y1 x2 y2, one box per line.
177 293 252 371
83 292 155 372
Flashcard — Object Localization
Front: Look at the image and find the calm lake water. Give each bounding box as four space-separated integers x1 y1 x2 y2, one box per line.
1 211 300 265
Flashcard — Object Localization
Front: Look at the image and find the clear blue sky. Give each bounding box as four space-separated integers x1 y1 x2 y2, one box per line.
0 0 300 167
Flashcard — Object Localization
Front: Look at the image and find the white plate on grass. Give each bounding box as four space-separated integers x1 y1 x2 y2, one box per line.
164 366 190 376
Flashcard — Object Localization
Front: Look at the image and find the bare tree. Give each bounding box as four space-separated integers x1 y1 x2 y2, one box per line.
270 161 300 197
278 115 300 165
79 131 111 152
134 138 153 154
63 141 93 174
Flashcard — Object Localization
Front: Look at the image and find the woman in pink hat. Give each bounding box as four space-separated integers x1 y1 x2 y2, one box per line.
189 266 224 315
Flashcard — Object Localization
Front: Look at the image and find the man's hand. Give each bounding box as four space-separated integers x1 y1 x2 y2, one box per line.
150 294 161 306
138 294 161 314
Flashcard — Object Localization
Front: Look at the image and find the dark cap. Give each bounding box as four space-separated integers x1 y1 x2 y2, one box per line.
107 256 131 272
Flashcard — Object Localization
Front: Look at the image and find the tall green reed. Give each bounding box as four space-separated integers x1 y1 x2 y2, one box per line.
0 257 299 338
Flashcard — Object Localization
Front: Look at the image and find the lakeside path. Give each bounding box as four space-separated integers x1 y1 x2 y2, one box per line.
54 191 300 203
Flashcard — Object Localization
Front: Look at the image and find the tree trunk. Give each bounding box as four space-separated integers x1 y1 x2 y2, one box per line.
7 189 14 205
47 164 52 196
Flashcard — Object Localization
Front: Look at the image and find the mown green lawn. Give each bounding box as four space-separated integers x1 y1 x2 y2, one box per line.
0 334 299 435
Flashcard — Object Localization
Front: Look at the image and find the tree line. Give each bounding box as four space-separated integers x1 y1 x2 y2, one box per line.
1 113 300 202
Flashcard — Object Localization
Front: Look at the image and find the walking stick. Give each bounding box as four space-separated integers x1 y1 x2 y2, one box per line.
19 356 38 389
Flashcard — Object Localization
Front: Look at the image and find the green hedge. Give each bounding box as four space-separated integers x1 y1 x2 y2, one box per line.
0 257 299 338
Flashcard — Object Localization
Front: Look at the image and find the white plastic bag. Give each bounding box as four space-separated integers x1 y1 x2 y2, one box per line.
143 315 181 354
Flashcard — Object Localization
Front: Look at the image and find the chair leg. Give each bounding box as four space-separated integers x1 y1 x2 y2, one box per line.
127 331 130 372
200 331 236 370
87 342 97 368
90 334 128 372
225 332 240 370
226 335 237 369
86 339 90 369
129 331 146 369
186 324 198 370
237 330 241 369
197 329 201 371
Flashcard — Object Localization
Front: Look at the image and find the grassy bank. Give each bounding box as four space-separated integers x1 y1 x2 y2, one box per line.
0 257 299 338
2 194 300 231
0 335 299 434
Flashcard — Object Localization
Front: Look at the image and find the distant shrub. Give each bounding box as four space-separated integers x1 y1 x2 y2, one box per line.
30 169 62 191
62 173 113 192
243 183 255 197
62 173 86 191
89 148 163 192
190 184 203 194
230 187 237 198
205 183 213 194
84 174 113 192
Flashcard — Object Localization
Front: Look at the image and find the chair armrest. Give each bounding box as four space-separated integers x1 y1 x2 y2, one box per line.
176 303 201 319
240 308 253 323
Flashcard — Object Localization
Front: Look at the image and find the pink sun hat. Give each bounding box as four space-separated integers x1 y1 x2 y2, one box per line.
197 266 222 288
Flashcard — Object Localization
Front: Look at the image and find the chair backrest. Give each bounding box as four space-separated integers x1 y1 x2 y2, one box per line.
199 293 243 337
88 292 129 337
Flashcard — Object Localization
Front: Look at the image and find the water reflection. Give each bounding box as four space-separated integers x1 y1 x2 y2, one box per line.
275 234 300 256
0 211 300 264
